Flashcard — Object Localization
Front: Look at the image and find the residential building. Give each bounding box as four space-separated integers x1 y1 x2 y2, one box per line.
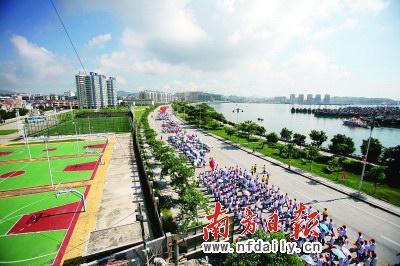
139 90 172 103
306 94 313 104
298 94 304 104
76 72 109 108
314 94 322 104
107 77 117 106
289 94 296 104
323 94 331 104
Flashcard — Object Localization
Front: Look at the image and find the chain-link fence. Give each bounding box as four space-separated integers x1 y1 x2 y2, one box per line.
25 110 132 136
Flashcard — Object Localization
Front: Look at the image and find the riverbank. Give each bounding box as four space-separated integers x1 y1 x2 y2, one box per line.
172 103 400 207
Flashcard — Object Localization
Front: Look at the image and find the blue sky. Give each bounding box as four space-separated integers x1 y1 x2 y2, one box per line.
0 0 399 99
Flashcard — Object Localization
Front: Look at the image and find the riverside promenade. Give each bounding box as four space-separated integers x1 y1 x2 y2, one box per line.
149 107 400 266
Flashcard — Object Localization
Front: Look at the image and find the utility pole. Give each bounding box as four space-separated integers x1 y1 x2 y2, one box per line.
358 116 378 195
136 203 149 266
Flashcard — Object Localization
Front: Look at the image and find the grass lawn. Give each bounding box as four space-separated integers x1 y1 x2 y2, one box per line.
0 156 99 191
0 140 105 161
0 129 18 135
0 188 85 265
134 106 147 121
209 128 400 207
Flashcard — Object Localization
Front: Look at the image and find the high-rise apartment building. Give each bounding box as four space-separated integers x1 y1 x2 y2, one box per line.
306 94 313 104
289 94 296 104
106 77 117 106
314 94 321 104
139 90 172 103
323 94 330 104
76 72 115 108
297 94 304 104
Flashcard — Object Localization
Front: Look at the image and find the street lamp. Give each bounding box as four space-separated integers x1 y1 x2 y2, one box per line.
358 115 379 195
232 107 244 142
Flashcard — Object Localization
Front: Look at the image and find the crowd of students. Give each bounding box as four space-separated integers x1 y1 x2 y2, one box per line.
168 133 208 167
199 165 379 266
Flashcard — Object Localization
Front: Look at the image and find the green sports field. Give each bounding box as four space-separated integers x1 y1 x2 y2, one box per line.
0 140 105 161
28 116 131 136
0 156 99 191
0 139 106 265
0 188 85 265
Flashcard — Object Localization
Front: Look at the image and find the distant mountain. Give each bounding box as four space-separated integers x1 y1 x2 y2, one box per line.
0 89 16 95
117 90 134 97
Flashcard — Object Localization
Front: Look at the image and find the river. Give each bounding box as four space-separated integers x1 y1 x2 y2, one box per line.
209 102 400 155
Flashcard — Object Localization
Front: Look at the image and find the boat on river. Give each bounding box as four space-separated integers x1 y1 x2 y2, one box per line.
343 117 368 128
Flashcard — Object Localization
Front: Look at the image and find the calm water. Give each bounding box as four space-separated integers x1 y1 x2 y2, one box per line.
209 102 400 155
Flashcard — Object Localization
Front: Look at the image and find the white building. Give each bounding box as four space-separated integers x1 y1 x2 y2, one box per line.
107 77 117 106
139 90 172 103
76 72 111 108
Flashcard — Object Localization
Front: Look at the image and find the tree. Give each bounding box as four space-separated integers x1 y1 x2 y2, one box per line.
329 134 355 157
280 128 293 142
360 138 383 164
365 166 387 193
381 145 400 186
328 156 345 180
255 125 266 137
309 130 328 148
305 146 320 170
225 126 236 139
292 133 306 148
266 132 279 146
239 120 258 141
170 160 194 191
224 230 303 266
177 183 210 231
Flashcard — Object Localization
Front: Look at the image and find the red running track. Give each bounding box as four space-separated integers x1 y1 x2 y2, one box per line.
0 151 13 156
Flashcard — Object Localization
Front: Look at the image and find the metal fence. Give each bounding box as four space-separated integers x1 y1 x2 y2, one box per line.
25 110 132 136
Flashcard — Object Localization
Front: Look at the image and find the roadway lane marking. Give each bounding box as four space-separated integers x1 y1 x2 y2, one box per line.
381 235 400 247
287 172 400 229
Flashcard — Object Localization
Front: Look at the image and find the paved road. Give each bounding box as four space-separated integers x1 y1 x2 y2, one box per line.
149 108 400 266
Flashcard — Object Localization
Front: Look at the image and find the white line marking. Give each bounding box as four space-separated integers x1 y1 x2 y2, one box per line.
0 252 57 263
381 235 400 247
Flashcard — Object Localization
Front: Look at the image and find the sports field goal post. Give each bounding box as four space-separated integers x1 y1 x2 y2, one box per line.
55 188 87 212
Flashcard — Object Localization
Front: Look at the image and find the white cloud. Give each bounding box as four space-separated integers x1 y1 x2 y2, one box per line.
284 50 351 80
10 35 70 78
314 18 359 39
56 0 395 98
217 0 235 13
87 33 112 47
121 29 146 49
0 35 74 93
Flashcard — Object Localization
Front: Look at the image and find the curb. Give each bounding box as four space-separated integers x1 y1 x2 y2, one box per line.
181 121 400 218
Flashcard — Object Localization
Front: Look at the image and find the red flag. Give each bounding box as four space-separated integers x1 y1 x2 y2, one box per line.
209 158 215 170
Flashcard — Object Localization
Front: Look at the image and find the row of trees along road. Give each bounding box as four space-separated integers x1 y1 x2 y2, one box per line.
139 107 209 232
172 102 400 193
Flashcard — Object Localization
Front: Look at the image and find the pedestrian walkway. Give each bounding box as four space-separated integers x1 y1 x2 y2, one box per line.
85 133 151 255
